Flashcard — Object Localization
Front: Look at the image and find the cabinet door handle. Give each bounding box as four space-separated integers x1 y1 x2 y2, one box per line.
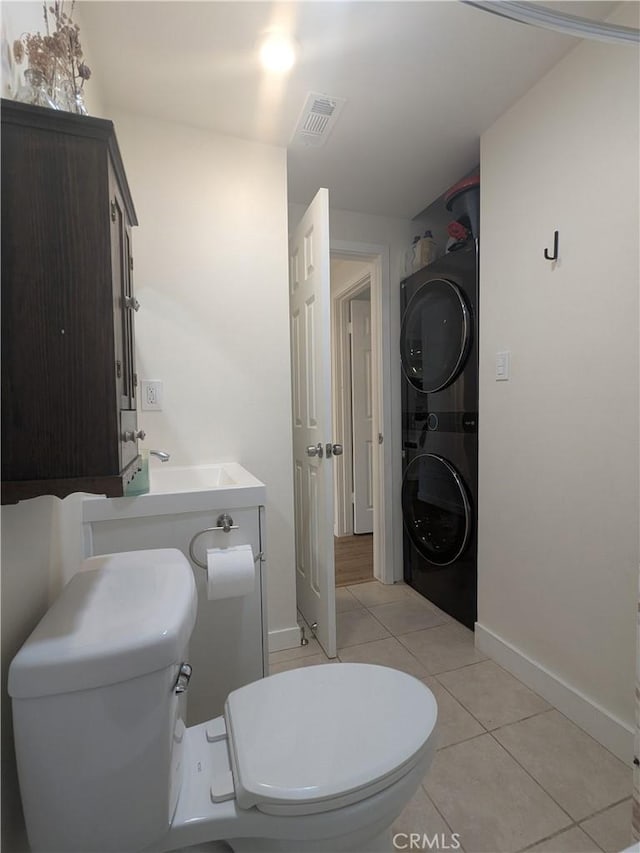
122 429 146 443
124 296 140 312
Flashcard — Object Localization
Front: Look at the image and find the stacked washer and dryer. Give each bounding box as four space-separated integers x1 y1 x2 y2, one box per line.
400 186 479 630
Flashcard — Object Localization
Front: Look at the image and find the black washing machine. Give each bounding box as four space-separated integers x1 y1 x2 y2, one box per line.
400 242 478 629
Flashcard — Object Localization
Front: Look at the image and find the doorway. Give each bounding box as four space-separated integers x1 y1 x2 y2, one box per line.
331 256 376 588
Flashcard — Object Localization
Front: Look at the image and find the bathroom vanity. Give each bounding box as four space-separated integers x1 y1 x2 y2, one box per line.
82 463 267 723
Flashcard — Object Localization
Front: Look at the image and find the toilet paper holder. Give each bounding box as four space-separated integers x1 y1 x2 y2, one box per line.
188 513 264 569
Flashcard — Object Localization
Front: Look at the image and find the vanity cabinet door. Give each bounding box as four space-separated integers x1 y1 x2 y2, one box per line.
0 99 140 505
110 168 140 474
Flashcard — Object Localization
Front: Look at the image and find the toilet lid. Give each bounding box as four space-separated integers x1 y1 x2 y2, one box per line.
224 663 437 815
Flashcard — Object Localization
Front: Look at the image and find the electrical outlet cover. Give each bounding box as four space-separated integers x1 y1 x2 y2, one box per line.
141 380 163 411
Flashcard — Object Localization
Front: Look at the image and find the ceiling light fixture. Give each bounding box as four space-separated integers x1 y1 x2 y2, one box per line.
462 2 640 45
259 31 297 74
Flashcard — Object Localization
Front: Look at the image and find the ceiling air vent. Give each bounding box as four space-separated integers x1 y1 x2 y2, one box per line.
291 92 346 148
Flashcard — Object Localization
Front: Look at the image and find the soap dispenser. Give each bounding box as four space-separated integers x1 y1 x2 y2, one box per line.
125 449 150 496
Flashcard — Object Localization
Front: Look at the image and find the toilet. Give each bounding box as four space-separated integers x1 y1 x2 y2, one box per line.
9 548 438 853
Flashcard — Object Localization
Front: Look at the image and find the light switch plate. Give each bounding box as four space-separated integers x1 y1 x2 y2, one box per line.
141 380 163 411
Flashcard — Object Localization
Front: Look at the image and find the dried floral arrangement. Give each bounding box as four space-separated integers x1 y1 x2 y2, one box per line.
12 1 91 114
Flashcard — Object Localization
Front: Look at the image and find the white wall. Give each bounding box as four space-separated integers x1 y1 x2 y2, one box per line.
478 3 639 760
110 110 297 648
290 203 415 579
331 258 371 296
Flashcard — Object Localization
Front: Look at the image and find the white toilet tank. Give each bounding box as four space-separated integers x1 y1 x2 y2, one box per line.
8 548 198 853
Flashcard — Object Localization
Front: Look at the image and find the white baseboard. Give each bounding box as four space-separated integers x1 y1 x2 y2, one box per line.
475 622 634 764
268 624 301 653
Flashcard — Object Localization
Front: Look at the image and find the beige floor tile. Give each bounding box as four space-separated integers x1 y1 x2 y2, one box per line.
335 586 362 613
369 598 449 636
392 787 459 850
398 622 487 674
493 711 632 821
269 654 338 675
269 636 323 664
580 799 633 853
348 580 411 608
402 587 454 622
436 660 551 730
424 734 571 853
337 608 391 648
338 637 429 678
422 677 485 749
525 826 603 853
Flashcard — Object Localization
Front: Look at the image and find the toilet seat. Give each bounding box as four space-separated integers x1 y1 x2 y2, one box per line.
223 663 438 817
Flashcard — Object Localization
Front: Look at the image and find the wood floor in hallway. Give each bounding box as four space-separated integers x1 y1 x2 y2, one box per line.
334 533 373 586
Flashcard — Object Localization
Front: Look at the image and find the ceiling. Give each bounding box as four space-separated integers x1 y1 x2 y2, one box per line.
80 1 619 219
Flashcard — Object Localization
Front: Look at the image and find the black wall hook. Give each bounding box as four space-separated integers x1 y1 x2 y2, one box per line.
544 230 559 261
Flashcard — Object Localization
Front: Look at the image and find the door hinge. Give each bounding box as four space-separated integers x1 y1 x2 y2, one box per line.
129 256 134 271
116 360 122 378
347 322 353 335
110 201 117 222
133 372 138 388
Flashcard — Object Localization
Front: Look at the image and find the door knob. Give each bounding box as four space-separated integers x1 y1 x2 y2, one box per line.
326 443 343 457
306 443 324 458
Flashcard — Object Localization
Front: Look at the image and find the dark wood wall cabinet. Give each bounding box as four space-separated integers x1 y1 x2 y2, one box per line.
1 99 142 505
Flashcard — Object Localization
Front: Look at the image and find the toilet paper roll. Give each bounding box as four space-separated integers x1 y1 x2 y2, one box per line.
206 544 255 601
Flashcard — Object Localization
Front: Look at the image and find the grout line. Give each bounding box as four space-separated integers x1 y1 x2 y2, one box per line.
435 729 491 752
578 794 633 824
548 706 636 769
431 671 553 733
424 677 490 733
417 784 461 845
427 657 490 677
485 708 554 732
362 599 454 642
486 727 580 826
429 731 489 754
515 821 601 853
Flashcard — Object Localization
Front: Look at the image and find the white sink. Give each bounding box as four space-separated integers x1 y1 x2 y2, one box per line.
150 463 259 494
82 462 266 522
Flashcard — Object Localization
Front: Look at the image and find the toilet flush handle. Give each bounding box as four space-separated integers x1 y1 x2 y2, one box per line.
175 663 192 694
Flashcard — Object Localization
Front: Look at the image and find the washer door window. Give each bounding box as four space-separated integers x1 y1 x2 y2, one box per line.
401 278 471 394
402 454 471 566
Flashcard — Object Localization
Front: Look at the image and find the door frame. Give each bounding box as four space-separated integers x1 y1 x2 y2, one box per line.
331 240 394 585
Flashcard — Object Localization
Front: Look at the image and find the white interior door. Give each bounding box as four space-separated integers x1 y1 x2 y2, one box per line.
289 188 336 658
350 298 374 534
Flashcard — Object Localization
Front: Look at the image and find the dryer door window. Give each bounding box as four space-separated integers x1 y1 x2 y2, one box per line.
402 453 471 566
401 278 471 394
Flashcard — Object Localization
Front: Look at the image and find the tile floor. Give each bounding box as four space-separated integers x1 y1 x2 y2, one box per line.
269 581 634 853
